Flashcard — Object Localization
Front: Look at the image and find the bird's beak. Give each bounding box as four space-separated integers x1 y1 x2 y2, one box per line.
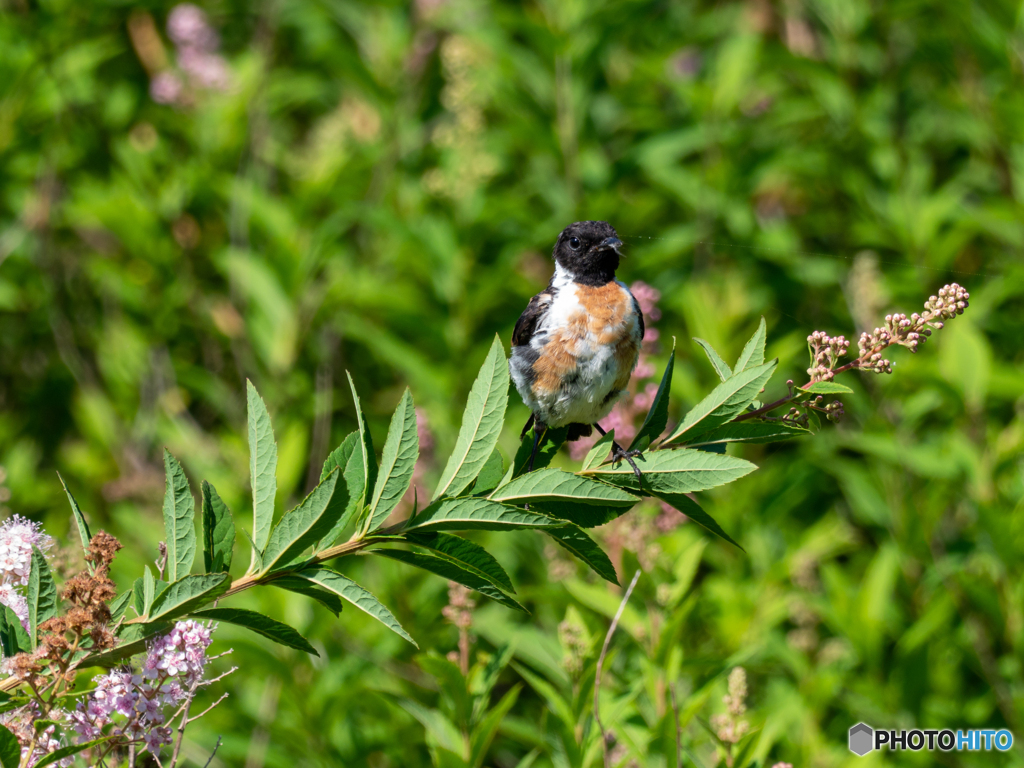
598 236 623 252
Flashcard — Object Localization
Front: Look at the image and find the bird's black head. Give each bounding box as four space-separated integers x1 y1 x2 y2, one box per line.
552 221 623 286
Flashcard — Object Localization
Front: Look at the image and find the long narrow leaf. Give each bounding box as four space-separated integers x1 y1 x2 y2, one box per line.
33 738 115 768
544 526 618 584
406 531 514 592
654 492 743 550
526 502 628 529
269 577 344 616
630 339 675 451
296 567 417 646
161 450 196 582
581 430 616 471
490 468 638 506
260 471 339 573
57 473 91 557
367 389 419 532
683 421 810 448
693 338 732 382
373 549 527 612
434 335 509 499
201 481 235 573
733 317 766 372
662 360 777 445
405 497 561 533
247 380 278 554
345 372 378 527
0 607 29 656
586 448 756 494
190 607 318 656
147 573 231 622
0 725 21 768
27 547 57 649
316 432 361 549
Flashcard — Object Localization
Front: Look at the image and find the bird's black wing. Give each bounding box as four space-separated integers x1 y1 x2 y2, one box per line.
511 288 554 348
631 293 645 342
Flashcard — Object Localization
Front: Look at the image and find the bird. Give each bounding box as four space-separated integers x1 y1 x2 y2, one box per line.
509 220 646 480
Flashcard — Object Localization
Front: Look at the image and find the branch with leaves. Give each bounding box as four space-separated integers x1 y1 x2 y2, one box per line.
0 283 968 766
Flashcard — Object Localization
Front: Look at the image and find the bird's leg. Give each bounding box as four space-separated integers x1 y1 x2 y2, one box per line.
520 413 536 439
593 423 645 482
526 422 547 474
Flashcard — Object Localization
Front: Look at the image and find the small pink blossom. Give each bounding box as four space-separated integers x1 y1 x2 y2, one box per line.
0 515 53 586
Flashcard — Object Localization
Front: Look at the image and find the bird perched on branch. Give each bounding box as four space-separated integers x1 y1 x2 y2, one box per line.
510 221 645 479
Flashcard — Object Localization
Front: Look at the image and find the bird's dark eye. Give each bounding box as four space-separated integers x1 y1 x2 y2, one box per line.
569 237 581 250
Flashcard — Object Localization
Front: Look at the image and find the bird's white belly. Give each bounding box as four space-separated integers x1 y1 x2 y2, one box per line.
510 280 641 429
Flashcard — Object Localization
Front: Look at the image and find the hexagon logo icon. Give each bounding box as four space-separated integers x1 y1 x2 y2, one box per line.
849 723 874 756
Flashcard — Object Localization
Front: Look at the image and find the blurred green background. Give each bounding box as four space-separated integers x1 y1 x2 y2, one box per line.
2 0 1023 765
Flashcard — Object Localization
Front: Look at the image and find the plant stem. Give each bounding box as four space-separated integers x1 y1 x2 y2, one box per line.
594 569 641 768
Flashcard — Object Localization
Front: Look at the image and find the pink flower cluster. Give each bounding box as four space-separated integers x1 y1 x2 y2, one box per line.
0 515 52 632
151 4 231 105
806 283 971 380
806 331 850 383
70 620 216 754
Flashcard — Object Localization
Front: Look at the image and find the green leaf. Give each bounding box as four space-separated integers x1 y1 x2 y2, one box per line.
581 429 616 471
693 338 732 382
345 371 378 525
527 502 629 529
109 590 133 622
585 449 756 494
367 388 419 532
434 335 509 499
27 547 57 649
544 526 618 584
734 317 766 372
84 623 172 668
260 470 339 573
509 425 568 481
0 606 29 656
653 492 743 550
470 684 521 766
406 532 514 592
631 339 675 451
247 379 279 555
143 565 156 616
161 450 197 582
472 448 505 494
57 473 92 556
33 738 115 768
241 529 263 572
296 567 417 647
201 481 235 573
683 421 810 448
405 497 562 532
190 607 318 656
803 381 854 394
132 576 145 617
417 653 472 725
490 468 638 506
0 724 21 768
269 577 344 616
373 549 527 613
316 431 361 549
663 360 778 445
147 573 231 622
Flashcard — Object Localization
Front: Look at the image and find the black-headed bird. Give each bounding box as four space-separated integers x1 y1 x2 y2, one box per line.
510 221 645 478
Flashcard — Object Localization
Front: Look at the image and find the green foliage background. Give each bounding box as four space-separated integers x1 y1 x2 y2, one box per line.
2 0 1023 765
